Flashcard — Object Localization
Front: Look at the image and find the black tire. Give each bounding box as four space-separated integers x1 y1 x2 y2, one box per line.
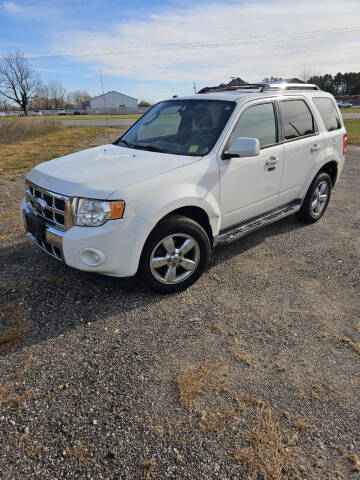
138 215 211 294
296 172 332 224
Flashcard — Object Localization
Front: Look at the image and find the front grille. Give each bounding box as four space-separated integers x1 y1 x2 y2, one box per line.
28 231 63 260
26 181 72 230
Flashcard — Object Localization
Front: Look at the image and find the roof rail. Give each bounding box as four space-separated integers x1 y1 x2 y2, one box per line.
260 82 320 92
197 82 320 94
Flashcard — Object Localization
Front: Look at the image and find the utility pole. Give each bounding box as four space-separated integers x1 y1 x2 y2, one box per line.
193 82 197 94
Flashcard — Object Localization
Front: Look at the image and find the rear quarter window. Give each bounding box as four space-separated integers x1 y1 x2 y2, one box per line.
312 97 342 132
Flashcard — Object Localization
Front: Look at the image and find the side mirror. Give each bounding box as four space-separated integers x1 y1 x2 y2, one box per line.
222 137 260 159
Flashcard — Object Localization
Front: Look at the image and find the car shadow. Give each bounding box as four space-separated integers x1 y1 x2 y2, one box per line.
0 214 307 351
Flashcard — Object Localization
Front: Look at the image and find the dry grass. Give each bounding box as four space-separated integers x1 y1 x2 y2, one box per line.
0 126 120 174
142 458 156 479
176 361 218 410
348 454 360 472
343 337 360 357
0 303 33 352
0 117 62 144
338 447 360 473
233 408 297 480
292 418 313 434
0 356 34 411
66 441 87 466
200 404 235 433
211 323 225 334
19 431 40 458
229 339 252 365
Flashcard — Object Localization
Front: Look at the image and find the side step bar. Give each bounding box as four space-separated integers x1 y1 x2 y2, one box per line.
216 202 301 245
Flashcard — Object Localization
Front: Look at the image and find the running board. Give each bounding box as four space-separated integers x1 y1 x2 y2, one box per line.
216 202 301 245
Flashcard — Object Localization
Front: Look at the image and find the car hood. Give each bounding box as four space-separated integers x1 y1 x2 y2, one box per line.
27 144 200 199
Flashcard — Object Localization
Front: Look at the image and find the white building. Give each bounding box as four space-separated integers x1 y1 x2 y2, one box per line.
82 91 138 113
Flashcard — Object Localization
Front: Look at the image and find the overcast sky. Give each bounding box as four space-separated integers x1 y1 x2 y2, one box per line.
1 0 359 101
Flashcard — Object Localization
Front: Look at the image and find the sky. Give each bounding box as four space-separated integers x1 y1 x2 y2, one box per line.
0 0 359 102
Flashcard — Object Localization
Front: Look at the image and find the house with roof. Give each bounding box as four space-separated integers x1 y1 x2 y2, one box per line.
82 91 138 112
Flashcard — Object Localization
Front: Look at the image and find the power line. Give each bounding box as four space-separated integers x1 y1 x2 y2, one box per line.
2 25 360 60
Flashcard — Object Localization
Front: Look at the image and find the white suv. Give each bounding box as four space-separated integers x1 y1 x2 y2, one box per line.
21 82 346 293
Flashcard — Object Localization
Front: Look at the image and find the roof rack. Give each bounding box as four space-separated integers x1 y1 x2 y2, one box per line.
197 82 320 94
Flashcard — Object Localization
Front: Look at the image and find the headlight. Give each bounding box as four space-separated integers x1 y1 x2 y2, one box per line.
73 198 125 227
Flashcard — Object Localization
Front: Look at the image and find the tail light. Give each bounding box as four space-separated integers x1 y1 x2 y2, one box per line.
343 134 347 155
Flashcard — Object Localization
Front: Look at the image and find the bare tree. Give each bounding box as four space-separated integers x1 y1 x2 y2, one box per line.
66 90 91 109
0 51 40 116
47 80 66 109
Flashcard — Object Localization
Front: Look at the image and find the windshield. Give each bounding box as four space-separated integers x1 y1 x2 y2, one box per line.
114 99 235 156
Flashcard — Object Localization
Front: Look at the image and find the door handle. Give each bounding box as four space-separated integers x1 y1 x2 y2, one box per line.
265 156 279 171
265 156 279 166
311 143 321 152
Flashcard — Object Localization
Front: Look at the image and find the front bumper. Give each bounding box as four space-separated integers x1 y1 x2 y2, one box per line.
21 204 64 260
21 198 153 277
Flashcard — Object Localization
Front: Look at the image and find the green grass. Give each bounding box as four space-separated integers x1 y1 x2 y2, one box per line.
340 108 360 113
344 119 360 144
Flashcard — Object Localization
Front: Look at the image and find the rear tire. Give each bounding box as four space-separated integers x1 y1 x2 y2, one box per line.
296 172 332 224
138 215 211 294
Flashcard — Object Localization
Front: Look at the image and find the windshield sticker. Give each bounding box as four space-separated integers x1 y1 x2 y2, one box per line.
188 145 199 153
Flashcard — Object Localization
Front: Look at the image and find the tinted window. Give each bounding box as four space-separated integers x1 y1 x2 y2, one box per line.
116 100 235 156
280 100 315 140
228 103 277 148
313 97 341 132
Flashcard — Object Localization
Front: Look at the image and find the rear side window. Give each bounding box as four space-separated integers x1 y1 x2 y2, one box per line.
313 97 341 132
228 102 277 148
279 100 316 140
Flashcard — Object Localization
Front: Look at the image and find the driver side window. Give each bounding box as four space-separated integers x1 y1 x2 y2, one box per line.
227 102 277 149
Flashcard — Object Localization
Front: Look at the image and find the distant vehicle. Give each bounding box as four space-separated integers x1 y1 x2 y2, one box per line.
73 111 81 115
337 100 352 108
29 110 42 116
57 108 66 116
0 112 5 117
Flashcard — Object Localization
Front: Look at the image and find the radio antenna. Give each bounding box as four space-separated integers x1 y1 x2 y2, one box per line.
100 68 110 144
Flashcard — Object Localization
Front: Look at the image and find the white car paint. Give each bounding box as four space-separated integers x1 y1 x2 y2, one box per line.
21 88 346 279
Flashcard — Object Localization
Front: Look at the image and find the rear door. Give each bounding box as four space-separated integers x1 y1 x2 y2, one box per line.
277 98 325 206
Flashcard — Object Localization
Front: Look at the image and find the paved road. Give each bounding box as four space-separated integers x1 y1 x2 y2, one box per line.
61 118 137 128
62 112 360 128
341 112 360 119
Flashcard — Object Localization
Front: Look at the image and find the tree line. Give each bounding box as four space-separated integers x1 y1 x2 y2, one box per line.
0 51 91 115
308 73 360 96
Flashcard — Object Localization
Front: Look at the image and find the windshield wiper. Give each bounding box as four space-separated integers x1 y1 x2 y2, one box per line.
132 145 171 154
116 139 135 148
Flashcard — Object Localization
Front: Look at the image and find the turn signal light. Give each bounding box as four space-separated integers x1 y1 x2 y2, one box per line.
109 201 125 219
343 134 347 155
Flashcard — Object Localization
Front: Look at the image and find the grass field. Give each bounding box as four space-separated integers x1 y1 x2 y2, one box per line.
340 107 360 113
0 126 122 175
344 119 360 144
1 118 359 176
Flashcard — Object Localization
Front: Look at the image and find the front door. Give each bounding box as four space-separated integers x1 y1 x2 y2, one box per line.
218 101 284 230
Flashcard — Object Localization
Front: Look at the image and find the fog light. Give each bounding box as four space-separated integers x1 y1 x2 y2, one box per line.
79 248 106 267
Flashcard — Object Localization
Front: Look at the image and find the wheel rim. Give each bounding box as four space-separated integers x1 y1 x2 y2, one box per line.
150 233 200 284
311 181 329 217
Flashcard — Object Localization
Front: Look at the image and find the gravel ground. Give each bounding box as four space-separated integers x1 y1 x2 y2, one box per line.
0 147 359 479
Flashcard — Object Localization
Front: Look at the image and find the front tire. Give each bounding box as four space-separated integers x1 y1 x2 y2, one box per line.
296 172 332 224
138 215 211 293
